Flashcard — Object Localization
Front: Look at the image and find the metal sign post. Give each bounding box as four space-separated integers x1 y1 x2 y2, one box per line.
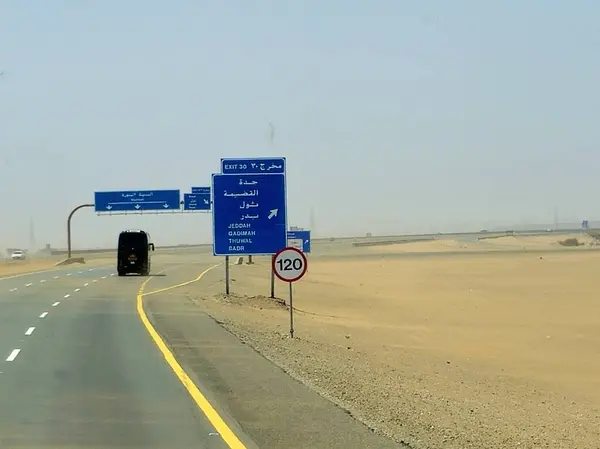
273 247 308 338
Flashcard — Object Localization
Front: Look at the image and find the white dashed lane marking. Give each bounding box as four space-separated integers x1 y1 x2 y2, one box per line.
5 269 115 295
1 269 118 371
6 349 21 362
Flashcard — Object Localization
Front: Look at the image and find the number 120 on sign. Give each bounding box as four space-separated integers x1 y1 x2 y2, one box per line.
272 247 308 283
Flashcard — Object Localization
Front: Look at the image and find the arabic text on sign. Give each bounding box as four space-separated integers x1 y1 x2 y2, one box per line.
239 201 259 209
239 179 258 186
250 163 282 171
223 190 258 198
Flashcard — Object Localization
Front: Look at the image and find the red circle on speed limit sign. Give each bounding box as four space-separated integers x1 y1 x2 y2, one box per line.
272 246 308 282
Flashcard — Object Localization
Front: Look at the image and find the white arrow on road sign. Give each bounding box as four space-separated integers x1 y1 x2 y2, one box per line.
134 204 141 210
106 205 113 210
268 209 278 219
163 203 169 208
204 199 209 204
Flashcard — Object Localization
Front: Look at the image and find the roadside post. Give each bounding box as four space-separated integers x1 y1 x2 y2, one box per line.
273 246 308 338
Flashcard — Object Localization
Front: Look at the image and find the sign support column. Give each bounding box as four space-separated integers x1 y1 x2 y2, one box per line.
67 203 94 259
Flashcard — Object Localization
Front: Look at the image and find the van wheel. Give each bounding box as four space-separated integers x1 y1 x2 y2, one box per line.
117 270 125 277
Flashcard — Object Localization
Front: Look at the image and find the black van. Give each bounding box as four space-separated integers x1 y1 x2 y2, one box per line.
117 229 154 276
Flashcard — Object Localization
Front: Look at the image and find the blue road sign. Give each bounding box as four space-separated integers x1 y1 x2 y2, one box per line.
221 157 286 175
94 190 181 213
191 186 211 195
183 193 211 211
287 230 311 253
212 173 287 256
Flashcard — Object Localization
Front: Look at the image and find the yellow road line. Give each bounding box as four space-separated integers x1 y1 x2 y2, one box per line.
136 263 248 449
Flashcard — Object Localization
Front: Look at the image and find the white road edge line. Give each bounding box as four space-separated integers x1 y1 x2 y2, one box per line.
66 273 72 276
6 349 21 362
53 276 60 279
74 288 80 292
39 312 48 318
40 279 46 283
25 283 32 287
84 283 89 287
92 279 98 283
52 301 60 307
9 288 17 292
64 294 70 298
101 276 107 279
25 327 35 336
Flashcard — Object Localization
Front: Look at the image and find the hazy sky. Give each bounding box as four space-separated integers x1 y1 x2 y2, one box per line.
1 1 599 249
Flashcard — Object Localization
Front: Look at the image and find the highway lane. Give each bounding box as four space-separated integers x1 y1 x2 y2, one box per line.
0 263 233 448
0 267 117 365
0 264 115 293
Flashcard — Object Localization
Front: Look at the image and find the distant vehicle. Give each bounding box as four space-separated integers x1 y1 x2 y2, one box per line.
480 229 488 233
10 250 25 260
117 229 154 276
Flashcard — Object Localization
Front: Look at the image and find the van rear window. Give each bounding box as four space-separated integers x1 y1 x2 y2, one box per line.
118 233 147 249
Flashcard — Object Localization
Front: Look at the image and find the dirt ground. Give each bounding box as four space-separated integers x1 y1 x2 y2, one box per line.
0 259 60 277
178 239 600 449
0 257 114 277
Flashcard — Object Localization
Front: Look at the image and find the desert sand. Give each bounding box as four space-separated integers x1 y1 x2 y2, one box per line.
178 234 600 449
0 260 59 277
370 233 597 254
0 256 115 277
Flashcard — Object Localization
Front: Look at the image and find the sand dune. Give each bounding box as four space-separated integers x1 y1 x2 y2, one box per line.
369 233 596 254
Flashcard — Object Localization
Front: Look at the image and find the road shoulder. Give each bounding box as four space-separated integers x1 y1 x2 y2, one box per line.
144 276 401 449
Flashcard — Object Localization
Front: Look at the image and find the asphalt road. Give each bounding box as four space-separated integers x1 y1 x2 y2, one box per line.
145 259 403 449
0 255 404 448
0 262 235 448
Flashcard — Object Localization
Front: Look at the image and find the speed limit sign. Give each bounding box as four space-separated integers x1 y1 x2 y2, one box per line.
273 246 308 283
